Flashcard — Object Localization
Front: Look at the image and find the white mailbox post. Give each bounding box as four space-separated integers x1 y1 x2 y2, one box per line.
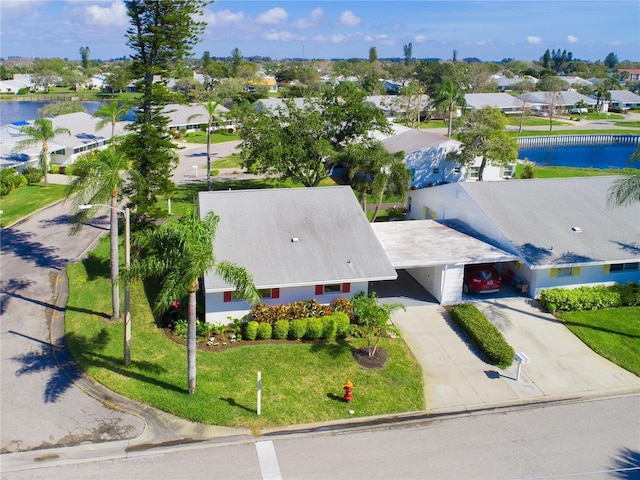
514 352 531 381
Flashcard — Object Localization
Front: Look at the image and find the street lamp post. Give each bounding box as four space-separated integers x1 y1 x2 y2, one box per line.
79 203 131 366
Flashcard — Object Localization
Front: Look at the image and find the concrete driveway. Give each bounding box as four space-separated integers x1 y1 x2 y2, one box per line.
378 272 639 413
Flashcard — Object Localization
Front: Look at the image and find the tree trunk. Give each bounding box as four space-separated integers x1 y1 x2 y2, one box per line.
110 194 120 321
187 282 198 394
42 141 49 188
478 157 487 182
447 104 454 137
206 122 211 191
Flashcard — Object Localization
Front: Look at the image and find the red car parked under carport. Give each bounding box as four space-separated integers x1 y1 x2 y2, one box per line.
463 264 502 294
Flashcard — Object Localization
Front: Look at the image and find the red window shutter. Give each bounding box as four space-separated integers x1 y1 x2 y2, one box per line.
272 288 280 299
315 285 324 295
342 283 351 293
223 291 232 302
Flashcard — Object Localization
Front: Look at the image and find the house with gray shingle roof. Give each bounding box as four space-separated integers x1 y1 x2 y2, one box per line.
406 176 640 298
607 90 640 110
464 93 526 115
516 91 597 112
198 186 397 323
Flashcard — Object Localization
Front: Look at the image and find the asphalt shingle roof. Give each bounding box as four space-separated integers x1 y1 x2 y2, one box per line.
199 186 397 291
458 177 640 267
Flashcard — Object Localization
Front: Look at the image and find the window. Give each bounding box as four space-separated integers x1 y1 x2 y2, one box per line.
324 284 341 294
550 267 580 278
258 288 271 298
610 262 639 273
454 166 461 174
468 167 480 179
433 167 439 174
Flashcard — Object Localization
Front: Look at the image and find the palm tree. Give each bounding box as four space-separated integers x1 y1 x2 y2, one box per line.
430 79 466 137
125 209 260 394
188 100 222 190
608 147 640 207
352 291 405 358
94 101 131 139
594 84 611 113
67 146 133 325
14 117 71 188
343 142 411 222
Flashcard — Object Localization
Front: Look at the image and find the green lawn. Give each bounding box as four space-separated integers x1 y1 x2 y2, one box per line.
0 184 68 227
507 117 569 127
65 238 425 430
558 307 640 376
515 163 640 179
182 132 241 144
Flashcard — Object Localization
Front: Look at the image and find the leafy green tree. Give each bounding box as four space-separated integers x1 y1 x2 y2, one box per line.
125 209 260 394
414 61 457 96
239 82 390 187
352 291 404 358
105 65 132 96
340 142 410 222
14 118 71 188
79 46 90 70
230 47 243 76
604 52 619 69
403 42 413 65
94 101 131 139
124 0 211 221
368 46 378 63
449 106 518 181
67 146 136 322
430 79 467 137
187 100 223 190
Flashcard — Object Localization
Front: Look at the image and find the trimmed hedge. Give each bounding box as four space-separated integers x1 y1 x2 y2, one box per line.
449 304 514 369
540 283 640 312
289 318 307 340
273 320 289 340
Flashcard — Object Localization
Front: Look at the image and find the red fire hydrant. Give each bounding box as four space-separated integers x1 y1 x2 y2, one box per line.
343 380 354 403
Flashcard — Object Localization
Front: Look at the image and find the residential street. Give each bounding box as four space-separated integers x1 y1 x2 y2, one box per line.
3 394 638 479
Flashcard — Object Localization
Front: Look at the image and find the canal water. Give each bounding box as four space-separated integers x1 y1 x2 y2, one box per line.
0 101 107 126
519 143 640 169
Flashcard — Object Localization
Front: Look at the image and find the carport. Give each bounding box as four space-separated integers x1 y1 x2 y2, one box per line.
371 220 518 305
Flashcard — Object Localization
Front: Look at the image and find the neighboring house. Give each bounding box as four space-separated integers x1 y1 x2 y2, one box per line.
464 93 525 115
248 76 278 93
558 76 592 88
0 112 131 169
374 124 515 188
491 74 538 92
162 103 232 133
198 186 397 323
607 90 640 110
516 91 597 113
618 69 640 81
406 177 640 299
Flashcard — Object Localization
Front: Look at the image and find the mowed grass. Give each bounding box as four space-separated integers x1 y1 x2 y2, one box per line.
558 307 640 376
514 163 640 179
0 184 68 227
65 238 425 430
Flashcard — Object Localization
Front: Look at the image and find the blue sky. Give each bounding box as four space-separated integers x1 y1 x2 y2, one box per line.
1 1 638 62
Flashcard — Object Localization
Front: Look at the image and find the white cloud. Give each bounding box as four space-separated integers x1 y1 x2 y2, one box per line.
85 1 128 27
608 40 622 46
567 35 578 43
527 36 542 44
263 30 300 42
204 9 244 27
331 34 348 43
293 7 324 28
414 35 427 43
256 7 288 25
340 10 361 27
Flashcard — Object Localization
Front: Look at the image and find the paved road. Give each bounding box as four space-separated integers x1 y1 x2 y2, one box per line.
0 201 145 454
3 394 638 479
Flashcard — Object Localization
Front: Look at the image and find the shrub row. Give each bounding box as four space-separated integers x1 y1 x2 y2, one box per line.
449 304 514 369
250 298 355 324
540 282 640 312
1 167 49 196
243 312 350 341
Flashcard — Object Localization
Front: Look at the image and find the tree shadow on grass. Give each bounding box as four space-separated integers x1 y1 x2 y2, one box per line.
11 327 183 403
219 397 255 413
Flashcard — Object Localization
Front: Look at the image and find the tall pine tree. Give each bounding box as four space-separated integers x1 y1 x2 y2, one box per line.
123 0 211 221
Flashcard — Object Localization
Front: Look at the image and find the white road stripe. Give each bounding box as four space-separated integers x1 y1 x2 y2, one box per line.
255 440 282 480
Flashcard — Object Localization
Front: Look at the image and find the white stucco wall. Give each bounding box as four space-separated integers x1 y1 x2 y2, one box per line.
205 281 370 324
531 264 640 298
406 264 463 305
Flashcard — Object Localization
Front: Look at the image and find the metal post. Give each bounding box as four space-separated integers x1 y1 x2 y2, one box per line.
257 371 262 415
123 208 131 366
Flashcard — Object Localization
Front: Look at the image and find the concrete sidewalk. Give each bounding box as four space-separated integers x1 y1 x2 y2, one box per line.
392 297 639 414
